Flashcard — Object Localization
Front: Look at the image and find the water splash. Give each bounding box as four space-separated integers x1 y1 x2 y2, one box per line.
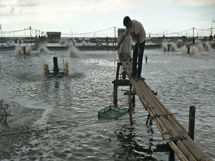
191 46 198 55
182 46 187 55
67 58 84 75
39 55 48 75
14 46 23 56
68 46 82 58
82 40 87 46
199 44 205 52
177 39 183 43
205 43 212 51
162 42 168 51
73 39 78 46
68 40 73 46
171 42 177 51
38 44 50 54
7 41 14 47
182 45 198 55
162 42 177 51
26 46 31 55
59 39 66 44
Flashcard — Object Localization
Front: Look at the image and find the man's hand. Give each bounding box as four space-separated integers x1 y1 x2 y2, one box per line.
138 48 141 55
115 45 119 51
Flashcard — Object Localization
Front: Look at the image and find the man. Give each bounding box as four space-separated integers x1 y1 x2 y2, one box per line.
115 16 146 80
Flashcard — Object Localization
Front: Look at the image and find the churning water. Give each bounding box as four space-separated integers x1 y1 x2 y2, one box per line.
0 48 215 161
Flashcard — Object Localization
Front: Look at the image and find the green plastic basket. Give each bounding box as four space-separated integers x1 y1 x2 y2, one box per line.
98 106 127 120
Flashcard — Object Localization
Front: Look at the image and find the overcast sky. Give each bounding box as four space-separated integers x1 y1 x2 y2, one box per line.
0 0 215 37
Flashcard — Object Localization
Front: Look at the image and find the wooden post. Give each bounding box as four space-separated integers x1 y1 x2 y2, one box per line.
113 62 121 107
169 149 175 161
128 92 133 125
149 115 153 125
132 95 135 103
130 85 135 103
188 106 195 140
113 81 117 106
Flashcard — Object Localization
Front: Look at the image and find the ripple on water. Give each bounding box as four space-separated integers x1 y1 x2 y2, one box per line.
0 49 215 160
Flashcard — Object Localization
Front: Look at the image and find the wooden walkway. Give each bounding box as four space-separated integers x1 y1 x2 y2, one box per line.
113 59 212 161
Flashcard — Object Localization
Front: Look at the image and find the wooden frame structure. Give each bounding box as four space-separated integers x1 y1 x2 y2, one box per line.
112 59 212 161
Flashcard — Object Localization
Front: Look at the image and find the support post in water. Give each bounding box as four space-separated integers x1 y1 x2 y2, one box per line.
130 85 135 103
149 114 153 125
53 57 59 76
188 106 195 140
128 92 133 125
169 149 175 161
113 81 117 106
113 62 121 107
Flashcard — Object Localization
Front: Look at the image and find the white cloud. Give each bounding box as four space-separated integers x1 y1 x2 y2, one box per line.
0 0 41 15
178 0 215 7
0 0 40 8
10 7 15 14
0 0 147 18
16 0 41 7
0 0 16 7
0 0 214 36
185 12 202 17
41 0 147 15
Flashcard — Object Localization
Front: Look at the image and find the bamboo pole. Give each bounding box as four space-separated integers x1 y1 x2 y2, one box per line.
121 60 212 161
135 81 197 161
122 61 188 161
135 81 199 160
128 60 187 132
137 77 208 161
125 60 212 161
140 81 211 160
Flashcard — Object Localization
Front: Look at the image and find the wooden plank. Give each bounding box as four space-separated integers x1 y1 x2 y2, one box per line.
154 144 171 152
123 90 136 95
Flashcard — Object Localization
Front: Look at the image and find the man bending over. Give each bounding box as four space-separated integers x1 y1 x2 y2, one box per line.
115 16 146 80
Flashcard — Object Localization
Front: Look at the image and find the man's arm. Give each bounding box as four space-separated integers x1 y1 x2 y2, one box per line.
137 33 141 55
115 34 126 50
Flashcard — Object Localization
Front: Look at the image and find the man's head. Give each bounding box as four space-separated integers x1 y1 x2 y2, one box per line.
123 16 132 29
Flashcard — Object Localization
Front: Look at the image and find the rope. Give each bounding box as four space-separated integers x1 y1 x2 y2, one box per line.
162 136 186 144
2 26 214 37
72 27 114 36
160 136 186 145
147 107 154 111
162 132 170 138
151 114 159 120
